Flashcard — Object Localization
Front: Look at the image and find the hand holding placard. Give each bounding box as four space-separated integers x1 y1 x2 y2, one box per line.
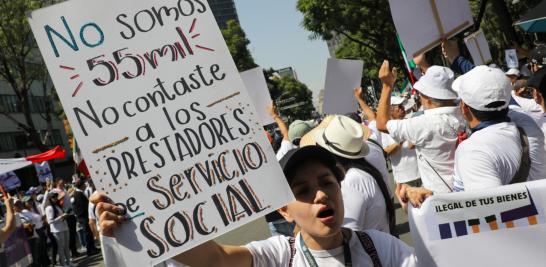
28 0 293 265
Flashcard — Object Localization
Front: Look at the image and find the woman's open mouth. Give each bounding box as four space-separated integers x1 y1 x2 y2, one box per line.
317 206 335 223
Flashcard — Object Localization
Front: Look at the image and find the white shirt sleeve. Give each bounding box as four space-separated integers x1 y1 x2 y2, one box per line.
386 118 428 146
275 140 297 161
452 146 503 191
245 235 291 267
366 230 417 267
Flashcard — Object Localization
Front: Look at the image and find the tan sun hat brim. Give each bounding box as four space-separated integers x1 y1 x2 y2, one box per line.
299 115 371 148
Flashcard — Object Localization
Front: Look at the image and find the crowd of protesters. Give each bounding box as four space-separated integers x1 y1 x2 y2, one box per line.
0 175 100 267
85 40 546 267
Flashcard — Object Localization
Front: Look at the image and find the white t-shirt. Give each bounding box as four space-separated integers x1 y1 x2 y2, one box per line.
246 230 416 267
511 91 543 117
387 106 465 193
45 205 68 233
535 113 546 152
366 122 394 199
276 140 298 160
342 168 389 233
381 134 420 183
452 110 546 191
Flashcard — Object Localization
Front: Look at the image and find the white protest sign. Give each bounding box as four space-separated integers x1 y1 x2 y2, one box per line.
409 180 546 267
34 162 53 183
464 29 492 66
389 0 474 57
28 0 294 265
240 67 274 126
323 58 363 115
506 49 519 69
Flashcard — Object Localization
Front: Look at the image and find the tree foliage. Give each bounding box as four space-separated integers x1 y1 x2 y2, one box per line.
296 0 404 79
264 68 315 122
469 0 545 64
221 20 258 72
0 0 59 152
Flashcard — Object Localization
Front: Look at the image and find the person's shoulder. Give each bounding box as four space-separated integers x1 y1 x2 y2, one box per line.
245 235 292 266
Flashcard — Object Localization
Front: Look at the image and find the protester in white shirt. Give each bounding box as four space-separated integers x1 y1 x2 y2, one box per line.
529 68 546 151
0 194 16 244
93 146 417 267
380 96 421 186
376 61 465 193
44 192 72 267
450 65 546 191
354 88 396 199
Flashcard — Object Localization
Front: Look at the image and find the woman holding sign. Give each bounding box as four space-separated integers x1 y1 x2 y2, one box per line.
94 146 416 267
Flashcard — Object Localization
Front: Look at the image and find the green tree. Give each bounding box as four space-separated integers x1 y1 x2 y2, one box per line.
469 0 545 64
0 0 60 152
221 20 258 72
264 69 315 121
296 0 405 79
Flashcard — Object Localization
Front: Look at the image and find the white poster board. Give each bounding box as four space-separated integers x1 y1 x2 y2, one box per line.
389 0 474 57
323 58 363 115
240 67 274 126
28 0 294 265
34 162 53 183
506 49 519 69
409 180 546 267
464 29 492 66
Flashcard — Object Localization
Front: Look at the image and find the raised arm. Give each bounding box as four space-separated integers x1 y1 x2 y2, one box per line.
376 60 397 133
442 39 475 75
91 193 253 267
0 194 16 243
354 87 376 121
267 102 289 141
173 241 252 267
383 143 401 155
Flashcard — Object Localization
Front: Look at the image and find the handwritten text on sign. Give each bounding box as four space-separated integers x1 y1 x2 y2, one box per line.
29 0 293 265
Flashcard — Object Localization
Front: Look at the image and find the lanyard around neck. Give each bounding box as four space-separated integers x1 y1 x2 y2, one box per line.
298 229 352 267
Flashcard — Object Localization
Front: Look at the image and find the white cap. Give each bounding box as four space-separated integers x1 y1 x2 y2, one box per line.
452 65 511 111
413 66 458 100
404 98 416 111
390 96 405 106
505 68 520 76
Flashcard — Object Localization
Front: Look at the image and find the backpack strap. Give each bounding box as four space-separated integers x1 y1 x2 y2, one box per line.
510 127 531 184
355 231 383 267
288 237 296 267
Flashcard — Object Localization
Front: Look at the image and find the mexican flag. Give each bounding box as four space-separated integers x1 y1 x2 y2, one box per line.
396 34 416 86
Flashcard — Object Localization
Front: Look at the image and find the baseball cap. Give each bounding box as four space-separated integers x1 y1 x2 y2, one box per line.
453 65 512 111
527 68 546 96
391 96 406 106
505 68 520 76
279 146 337 183
413 66 458 100
288 120 314 142
530 44 546 67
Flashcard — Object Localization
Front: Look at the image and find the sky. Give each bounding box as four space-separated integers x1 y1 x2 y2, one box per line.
232 0 330 106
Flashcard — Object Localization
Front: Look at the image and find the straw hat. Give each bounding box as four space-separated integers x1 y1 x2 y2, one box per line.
300 115 370 159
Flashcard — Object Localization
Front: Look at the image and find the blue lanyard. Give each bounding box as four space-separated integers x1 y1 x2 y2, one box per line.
298 229 352 267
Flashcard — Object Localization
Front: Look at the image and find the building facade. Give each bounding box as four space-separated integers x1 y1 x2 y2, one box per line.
208 0 239 29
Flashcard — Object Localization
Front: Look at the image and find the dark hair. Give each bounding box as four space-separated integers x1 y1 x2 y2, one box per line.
468 106 509 121
292 138 301 147
45 193 61 218
285 156 344 185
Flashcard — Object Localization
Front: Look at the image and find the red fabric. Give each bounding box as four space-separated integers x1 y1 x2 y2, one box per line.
77 159 90 177
25 146 66 163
